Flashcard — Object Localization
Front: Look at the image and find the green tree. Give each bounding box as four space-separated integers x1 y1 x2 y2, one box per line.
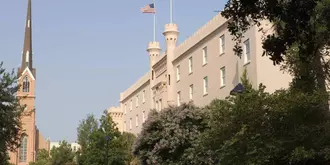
200 71 330 165
30 141 76 165
0 62 25 164
50 141 76 165
29 149 51 165
119 132 138 165
82 110 130 165
132 103 208 165
76 114 98 164
221 0 330 95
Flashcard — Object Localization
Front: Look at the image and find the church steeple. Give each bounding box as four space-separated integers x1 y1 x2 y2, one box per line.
20 0 33 74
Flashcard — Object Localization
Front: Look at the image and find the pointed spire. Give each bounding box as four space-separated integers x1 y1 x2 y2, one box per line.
21 0 33 71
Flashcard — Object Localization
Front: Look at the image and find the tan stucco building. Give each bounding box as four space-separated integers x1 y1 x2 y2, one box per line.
9 0 50 164
110 12 292 134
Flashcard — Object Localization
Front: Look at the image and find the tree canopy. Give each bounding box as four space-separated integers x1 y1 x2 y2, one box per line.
0 62 25 164
132 103 208 165
30 141 76 165
77 110 135 165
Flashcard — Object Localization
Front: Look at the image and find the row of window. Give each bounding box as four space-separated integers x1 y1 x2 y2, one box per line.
124 111 146 131
176 66 226 106
124 90 146 114
176 36 250 82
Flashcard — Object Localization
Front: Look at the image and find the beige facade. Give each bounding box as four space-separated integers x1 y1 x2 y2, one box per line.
107 106 124 132
9 0 49 164
111 13 292 134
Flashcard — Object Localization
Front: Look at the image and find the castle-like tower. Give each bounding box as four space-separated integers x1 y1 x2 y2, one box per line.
9 1 49 164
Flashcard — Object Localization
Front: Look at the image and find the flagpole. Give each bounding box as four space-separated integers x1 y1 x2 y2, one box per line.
170 0 173 23
153 0 156 41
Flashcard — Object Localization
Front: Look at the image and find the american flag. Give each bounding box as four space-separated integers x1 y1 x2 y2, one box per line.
141 3 156 13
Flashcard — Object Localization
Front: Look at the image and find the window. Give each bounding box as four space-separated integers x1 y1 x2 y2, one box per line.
124 121 127 131
142 90 145 103
19 135 28 162
188 57 193 74
203 76 208 95
203 47 208 65
130 100 132 111
135 115 139 127
124 104 127 114
177 91 181 106
152 71 154 80
189 84 193 100
136 95 139 107
176 65 180 81
220 35 225 54
168 75 171 85
142 111 146 123
220 67 226 87
156 101 159 111
244 39 251 64
159 99 162 110
23 76 30 92
129 118 132 130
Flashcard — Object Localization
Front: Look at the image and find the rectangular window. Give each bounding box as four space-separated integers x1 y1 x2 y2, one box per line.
203 76 208 95
136 115 139 127
176 65 180 81
124 104 127 114
129 118 132 130
189 84 193 100
156 101 159 111
142 90 145 103
136 95 139 107
130 100 132 111
220 67 226 87
220 35 225 54
203 47 208 65
177 91 181 106
244 39 251 64
188 57 193 74
124 121 127 131
142 111 146 123
159 99 162 110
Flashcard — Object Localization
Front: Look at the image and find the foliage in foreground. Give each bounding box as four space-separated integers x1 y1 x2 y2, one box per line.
132 104 208 165
30 141 76 165
76 111 136 165
0 62 25 164
200 73 330 165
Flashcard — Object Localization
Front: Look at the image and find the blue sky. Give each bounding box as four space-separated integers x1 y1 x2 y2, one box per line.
0 0 226 142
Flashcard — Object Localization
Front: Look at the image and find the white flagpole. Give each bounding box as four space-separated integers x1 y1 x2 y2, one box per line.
153 0 156 41
170 0 173 23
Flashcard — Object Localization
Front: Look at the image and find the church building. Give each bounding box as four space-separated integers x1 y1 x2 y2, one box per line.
9 0 50 164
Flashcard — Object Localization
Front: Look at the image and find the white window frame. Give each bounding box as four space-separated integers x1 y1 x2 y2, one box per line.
188 57 193 74
176 65 180 81
177 91 181 106
203 47 208 65
203 76 208 95
124 104 127 114
142 111 146 123
136 95 139 107
220 67 226 87
244 39 251 64
130 100 132 111
129 118 132 130
220 35 225 54
189 84 193 100
135 115 139 127
142 90 145 103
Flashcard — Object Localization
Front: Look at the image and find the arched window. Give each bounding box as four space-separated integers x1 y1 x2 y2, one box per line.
23 76 30 92
19 136 28 162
